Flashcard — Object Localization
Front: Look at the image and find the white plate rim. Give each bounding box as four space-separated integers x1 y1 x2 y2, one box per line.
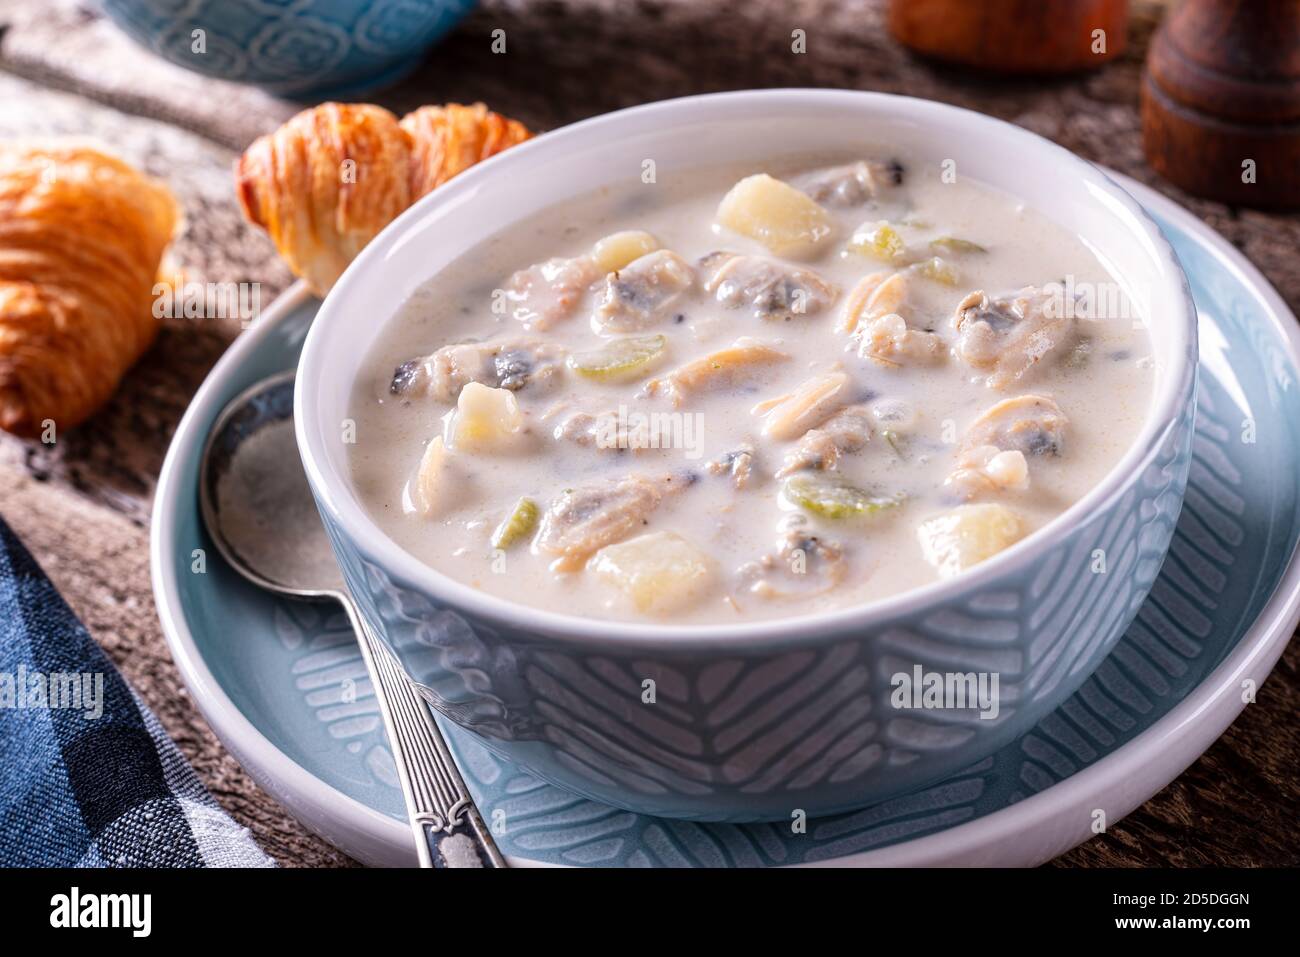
150 172 1300 868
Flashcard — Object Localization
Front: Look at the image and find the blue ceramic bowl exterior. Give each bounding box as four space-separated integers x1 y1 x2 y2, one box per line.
100 0 477 96
318 385 1196 822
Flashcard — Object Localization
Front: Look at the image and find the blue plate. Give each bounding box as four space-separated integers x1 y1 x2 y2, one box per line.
152 176 1300 866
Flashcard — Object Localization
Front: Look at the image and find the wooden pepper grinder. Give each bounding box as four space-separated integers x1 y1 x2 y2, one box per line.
1143 0 1300 209
888 0 1129 73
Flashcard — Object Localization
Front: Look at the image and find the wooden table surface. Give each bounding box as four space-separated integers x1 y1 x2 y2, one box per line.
1 0 1296 867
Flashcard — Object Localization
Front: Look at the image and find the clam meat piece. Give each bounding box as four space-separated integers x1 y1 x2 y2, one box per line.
777 404 873 476
505 255 601 331
838 271 907 334
839 271 943 367
390 344 479 402
706 443 756 489
755 370 851 441
390 337 565 403
592 250 695 334
737 518 847 599
551 410 603 447
701 251 837 322
945 445 1030 500
535 473 689 571
551 408 652 453
853 312 944 368
960 394 1068 457
798 159 905 207
952 285 1076 388
643 337 790 407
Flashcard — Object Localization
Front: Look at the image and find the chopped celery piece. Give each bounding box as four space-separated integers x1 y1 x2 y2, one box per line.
491 497 539 549
567 334 667 381
783 473 903 519
915 256 960 286
849 221 906 262
930 236 987 254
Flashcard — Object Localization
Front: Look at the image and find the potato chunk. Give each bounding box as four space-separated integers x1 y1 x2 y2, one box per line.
715 174 834 257
592 531 715 614
591 230 660 273
917 504 1025 579
444 382 524 452
412 436 451 517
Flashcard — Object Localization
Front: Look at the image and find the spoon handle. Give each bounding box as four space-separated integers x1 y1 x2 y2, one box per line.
341 597 508 868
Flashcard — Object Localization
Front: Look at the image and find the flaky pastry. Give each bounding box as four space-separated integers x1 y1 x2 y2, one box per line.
237 102 531 296
0 144 180 438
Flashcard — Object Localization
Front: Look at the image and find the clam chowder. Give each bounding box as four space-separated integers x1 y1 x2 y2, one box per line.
347 156 1154 623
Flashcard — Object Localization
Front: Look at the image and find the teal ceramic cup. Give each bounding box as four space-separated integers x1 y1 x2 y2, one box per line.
100 0 477 96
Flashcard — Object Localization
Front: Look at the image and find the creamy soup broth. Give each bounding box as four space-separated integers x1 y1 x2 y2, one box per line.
347 154 1154 624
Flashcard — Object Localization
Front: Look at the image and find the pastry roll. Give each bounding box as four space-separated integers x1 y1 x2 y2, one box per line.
236 102 531 295
401 103 532 199
0 144 180 439
236 103 414 297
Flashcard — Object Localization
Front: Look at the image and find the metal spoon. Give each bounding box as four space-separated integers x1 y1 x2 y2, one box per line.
199 370 506 868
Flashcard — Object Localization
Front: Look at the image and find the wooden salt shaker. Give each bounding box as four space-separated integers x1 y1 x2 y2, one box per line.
1143 0 1300 209
888 0 1129 73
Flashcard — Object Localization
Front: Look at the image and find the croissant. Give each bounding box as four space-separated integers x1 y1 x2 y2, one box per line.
236 102 531 296
401 103 532 199
0 144 180 439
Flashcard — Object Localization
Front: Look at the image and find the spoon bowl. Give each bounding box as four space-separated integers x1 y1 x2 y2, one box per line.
199 370 345 599
198 371 505 868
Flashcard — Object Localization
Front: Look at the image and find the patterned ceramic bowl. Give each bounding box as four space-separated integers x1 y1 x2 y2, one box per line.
100 0 477 96
296 90 1198 822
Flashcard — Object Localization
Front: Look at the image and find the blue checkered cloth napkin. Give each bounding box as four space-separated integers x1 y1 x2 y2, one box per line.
0 515 273 867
